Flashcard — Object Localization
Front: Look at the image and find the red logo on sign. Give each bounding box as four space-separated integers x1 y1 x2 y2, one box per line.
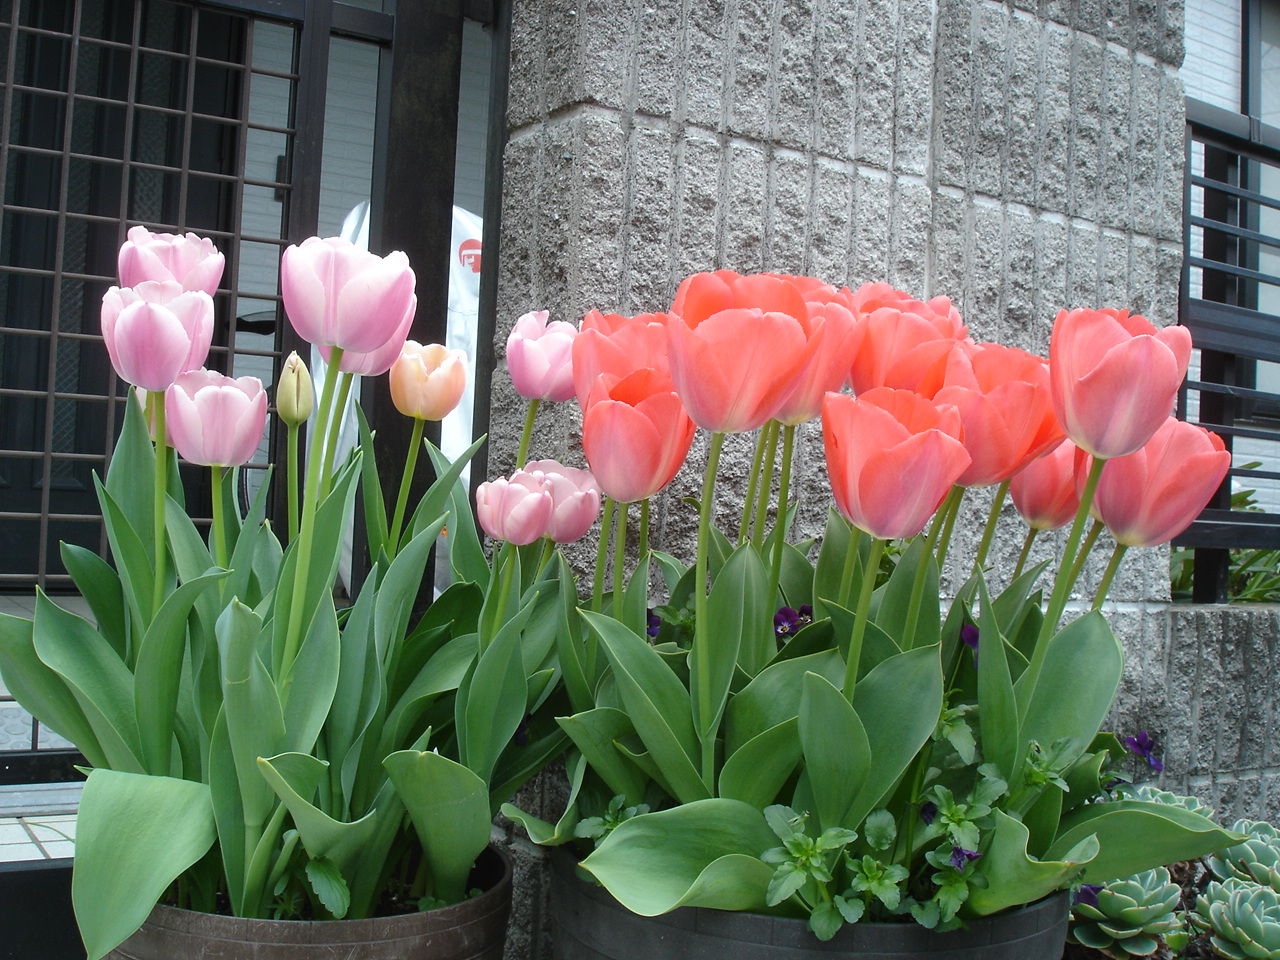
458 239 482 273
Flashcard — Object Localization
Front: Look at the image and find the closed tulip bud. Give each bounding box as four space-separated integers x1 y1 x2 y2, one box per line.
276 351 314 426
390 341 468 421
117 225 225 295
1010 440 1083 531
506 310 578 401
165 369 268 467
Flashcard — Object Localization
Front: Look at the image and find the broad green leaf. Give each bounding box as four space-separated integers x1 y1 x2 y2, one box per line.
424 437 490 585
939 574 978 672
384 633 477 752
622 553 652 638
800 672 869 829
73 769 215 960
477 544 521 650
582 609 708 803
1046 800 1245 883
384 749 490 903
406 434 485 544
283 597 340 755
456 602 532 785
990 561 1051 636
712 544 772 679
826 599 901 680
555 555 594 714
557 707 649 803
581 799 775 915
500 752 588 845
207 712 250 913
690 546 747 738
719 717 801 809
813 508 859 617
651 551 686 594
874 538 939 650
105 390 158 566
778 543 814 610
966 809 1098 916
325 565 381 797
975 576 1019 780
489 725 571 808
220 468 273 606
258 753 377 878
95 476 156 627
305 857 351 919
59 543 127 660
724 649 844 755
374 518 445 668
1023 781 1063 857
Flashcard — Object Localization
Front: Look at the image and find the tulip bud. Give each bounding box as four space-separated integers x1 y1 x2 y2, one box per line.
277 351 314 426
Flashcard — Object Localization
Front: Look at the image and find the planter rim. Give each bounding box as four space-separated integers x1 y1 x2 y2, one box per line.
134 842 512 944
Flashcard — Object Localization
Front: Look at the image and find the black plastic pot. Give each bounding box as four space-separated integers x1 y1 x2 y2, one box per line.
551 853 1068 960
106 845 511 960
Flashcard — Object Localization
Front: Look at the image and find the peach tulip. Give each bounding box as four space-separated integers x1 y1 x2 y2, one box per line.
319 295 416 376
100 281 214 391
281 237 416 354
117 225 225 296
475 470 555 545
934 343 1065 486
772 301 857 425
582 368 695 503
847 302 970 399
822 388 971 540
848 282 966 336
1049 308 1192 459
165 369 268 467
1009 440 1084 530
1090 418 1229 547
506 310 577 401
523 459 602 543
390 340 468 421
572 310 671 406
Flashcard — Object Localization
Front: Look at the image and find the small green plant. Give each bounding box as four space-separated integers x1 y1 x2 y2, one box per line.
1191 876 1280 959
1069 867 1184 959
1117 784 1215 821
1206 819 1280 894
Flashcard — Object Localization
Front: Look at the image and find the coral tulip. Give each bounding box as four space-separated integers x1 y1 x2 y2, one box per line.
1009 440 1084 530
506 310 577 401
475 470 555 545
822 388 971 540
772 301 857 425
671 270 811 327
582 368 695 503
1049 308 1192 459
847 303 970 399
523 459 602 543
572 310 671 406
117 225 225 296
319 295 415 376
934 343 1065 486
165 369 268 467
280 236 416 354
848 282 966 336
100 281 214 391
1090 418 1229 547
276 351 314 427
390 340 468 421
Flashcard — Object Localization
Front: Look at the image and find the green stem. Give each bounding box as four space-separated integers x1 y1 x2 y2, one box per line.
210 465 229 569
639 498 650 558
933 486 964 571
902 508 949 652
515 398 540 468
1092 544 1129 610
592 499 615 613
751 421 779 549
320 370 354 499
695 432 726 789
739 427 768 544
536 537 555 577
486 550 515 653
613 499 628 607
286 423 300 544
843 538 885 697
896 751 930 867
1067 519 1105 587
280 346 343 689
243 801 288 918
1012 527 1039 580
387 417 426 556
150 393 168 619
768 424 796 607
973 480 1009 573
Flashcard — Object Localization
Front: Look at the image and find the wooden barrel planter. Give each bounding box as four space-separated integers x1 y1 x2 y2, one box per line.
550 853 1068 960
107 845 511 960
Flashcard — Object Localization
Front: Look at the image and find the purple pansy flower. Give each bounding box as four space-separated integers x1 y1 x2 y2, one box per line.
920 801 938 825
960 623 979 667
646 608 661 638
1073 884 1103 908
1122 730 1164 772
774 604 813 638
949 846 982 871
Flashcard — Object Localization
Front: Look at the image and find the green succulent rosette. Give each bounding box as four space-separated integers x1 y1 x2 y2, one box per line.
1070 867 1184 959
1192 876 1280 960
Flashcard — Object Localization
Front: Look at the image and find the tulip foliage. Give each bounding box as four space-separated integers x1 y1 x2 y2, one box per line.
497 272 1238 940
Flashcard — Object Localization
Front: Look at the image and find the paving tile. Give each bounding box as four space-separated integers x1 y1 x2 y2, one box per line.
0 842 45 863
39 840 75 860
0 821 30 844
24 820 75 844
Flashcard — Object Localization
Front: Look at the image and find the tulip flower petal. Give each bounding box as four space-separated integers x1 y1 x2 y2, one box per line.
1067 337 1182 458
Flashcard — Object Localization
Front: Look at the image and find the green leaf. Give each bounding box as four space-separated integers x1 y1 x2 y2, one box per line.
581 609 708 803
990 561 1051 636
864 809 897 851
975 575 1019 780
813 509 861 618
355 406 390 559
778 543 814 610
424 437 490 585
809 901 843 940
500 752 588 845
875 538 939 650
710 544 772 679
73 769 216 960
718 718 801 808
384 749 491 903
59 543 128 661
651 551 687 594
305 857 351 919
557 707 649 804
826 599 900 680
282 597 340 755
966 809 1098 916
95 475 157 627
456 599 532 786
799 672 869 830
1045 800 1245 883
581 799 776 915
105 390 158 567
725 649 845 756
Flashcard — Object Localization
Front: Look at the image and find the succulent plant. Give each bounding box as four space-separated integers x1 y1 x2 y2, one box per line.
1069 867 1184 959
1206 819 1280 893
1119 783 1216 821
1191 876 1280 959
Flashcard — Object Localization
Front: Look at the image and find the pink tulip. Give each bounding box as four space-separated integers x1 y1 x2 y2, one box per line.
582 368 696 503
522 459 602 543
1009 440 1084 530
1049 308 1192 459
1090 418 1229 547
572 310 671 406
506 310 578 401
666 308 809 432
390 340 468 421
100 281 214 391
280 237 416 354
933 342 1065 486
772 301 857 425
822 388 971 540
165 369 268 467
848 282 966 337
847 303 970 399
117 225 225 296
475 471 555 545
319 294 416 376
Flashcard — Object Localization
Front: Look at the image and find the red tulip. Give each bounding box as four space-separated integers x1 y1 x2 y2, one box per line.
822 388 971 539
572 310 671 406
848 282 966 336
582 368 695 503
772 301 857 426
846 287 970 398
164 369 268 467
934 343 1065 486
1049 308 1192 459
1009 440 1084 531
117 225 225 296
1090 418 1229 547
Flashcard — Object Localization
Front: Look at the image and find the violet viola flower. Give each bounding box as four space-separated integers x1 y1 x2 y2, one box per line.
774 604 814 639
646 609 661 639
1073 884 1104 908
1122 730 1165 772
960 624 979 665
920 802 938 825
949 847 982 871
